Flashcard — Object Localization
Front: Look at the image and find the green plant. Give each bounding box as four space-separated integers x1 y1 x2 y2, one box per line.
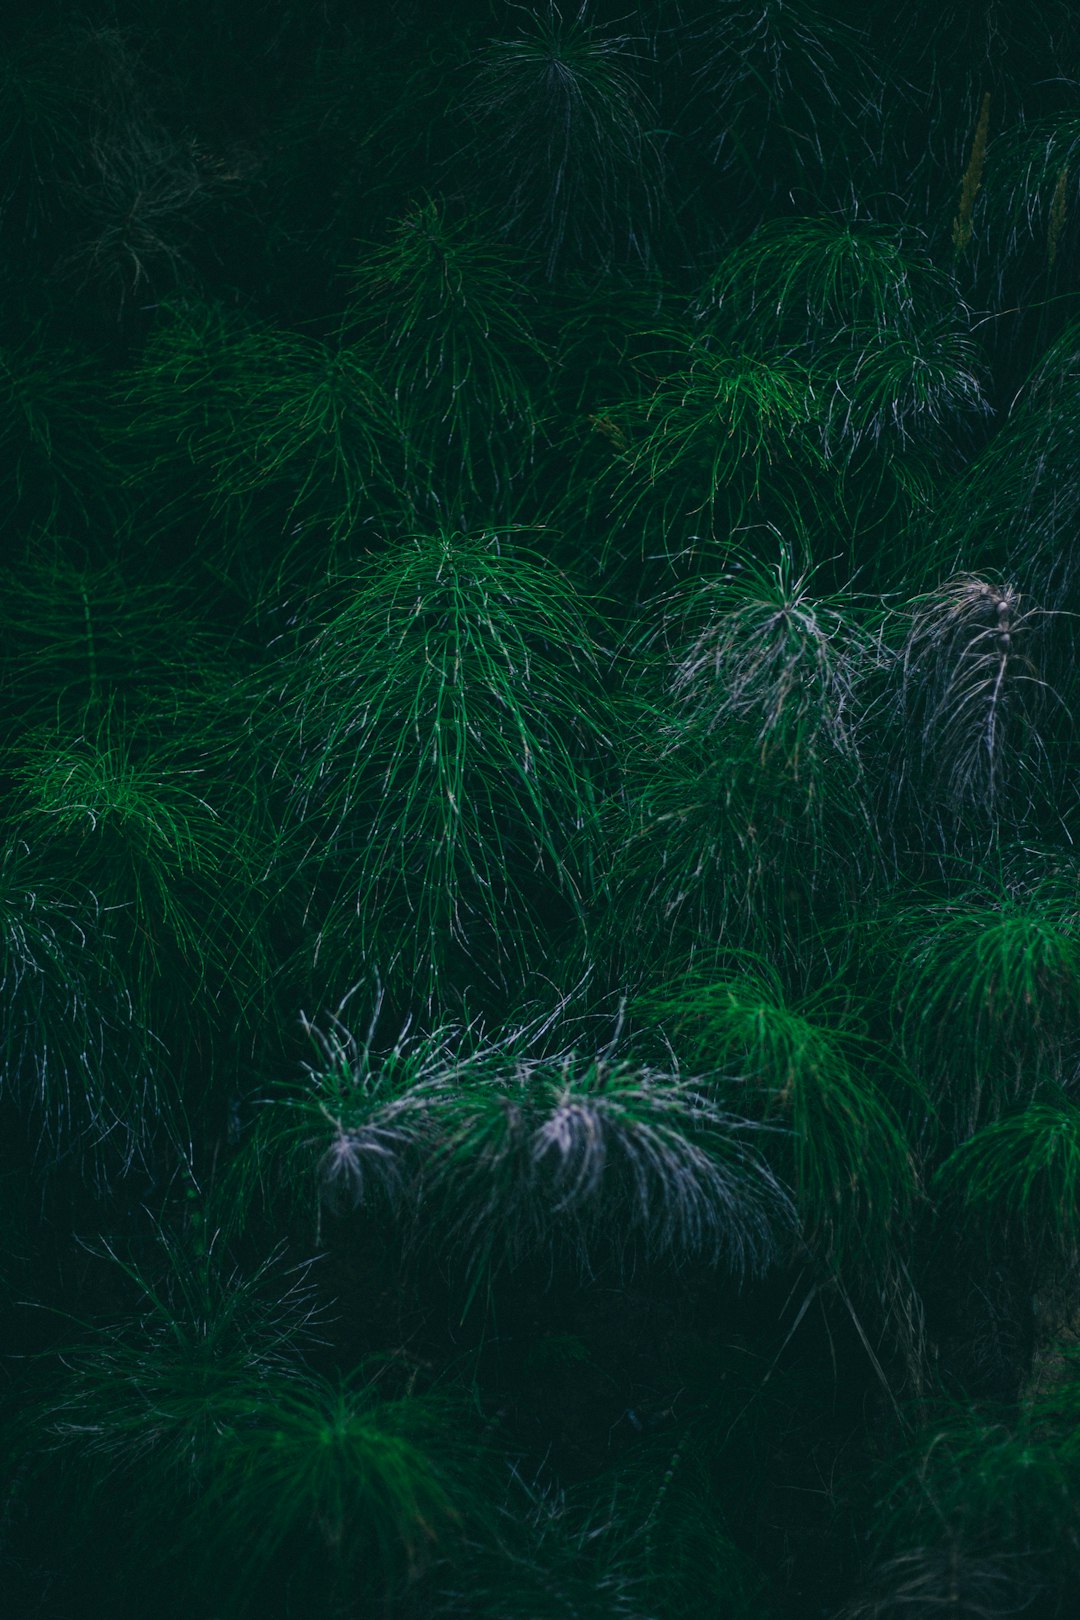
937 1096 1080 1264
637 961 916 1268
598 328 817 555
21 1232 474 1611
58 117 232 314
265 525 609 1003
888 574 1059 835
698 218 954 344
639 542 879 781
199 322 412 568
37 1226 323 1483
0 28 92 251
680 0 880 211
6 704 270 1063
195 1367 475 1609
457 1 666 277
253 998 795 1293
0 833 159 1168
342 196 547 503
0 538 227 728
891 874 1080 1134
603 687 872 975
870 1401 1080 1594
0 327 115 536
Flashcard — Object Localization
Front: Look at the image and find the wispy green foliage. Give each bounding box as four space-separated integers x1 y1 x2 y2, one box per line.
423 1049 793 1286
937 321 1080 610
679 1 880 211
891 875 1080 1134
983 113 1080 280
196 1367 475 1607
23 1231 473 1610
0 834 159 1168
432 1445 763 1619
605 547 879 969
886 573 1061 837
639 541 879 782
604 704 868 972
251 997 795 1288
199 322 411 567
59 116 236 315
343 197 547 504
598 327 817 555
119 300 411 577
938 1097 1080 1263
7 706 268 1048
0 539 225 727
871 1401 1080 1594
637 962 916 1267
0 28 92 250
457 1 666 277
35 1227 323 1483
839 1546 1042 1620
699 217 990 504
267 525 608 1002
699 218 952 341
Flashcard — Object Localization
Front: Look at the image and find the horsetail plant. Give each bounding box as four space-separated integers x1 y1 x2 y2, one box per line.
264 524 610 1006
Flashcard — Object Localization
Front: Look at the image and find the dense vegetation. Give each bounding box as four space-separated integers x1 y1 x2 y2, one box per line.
4 2 1080 1615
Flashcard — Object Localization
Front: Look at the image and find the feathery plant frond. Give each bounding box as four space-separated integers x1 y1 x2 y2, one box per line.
253 998 794 1287
0 834 159 1168
195 1367 478 1607
22 1239 473 1610
938 321 1080 612
457 1 666 277
7 706 268 1043
239 989 462 1233
199 323 412 566
889 573 1061 834
432 1445 762 1620
58 116 232 314
680 0 880 209
120 301 411 576
636 962 916 1268
891 874 1080 1135
603 718 858 973
429 1466 647 1618
871 1402 1080 1589
698 217 990 471
981 113 1080 287
599 330 817 556
839 1546 1044 1620
637 540 880 781
423 1048 794 1285
937 1097 1080 1265
115 294 256 548
342 196 547 502
270 525 608 1002
698 218 955 343
0 29 92 250
37 1227 324 1483
822 319 990 461
0 539 225 727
